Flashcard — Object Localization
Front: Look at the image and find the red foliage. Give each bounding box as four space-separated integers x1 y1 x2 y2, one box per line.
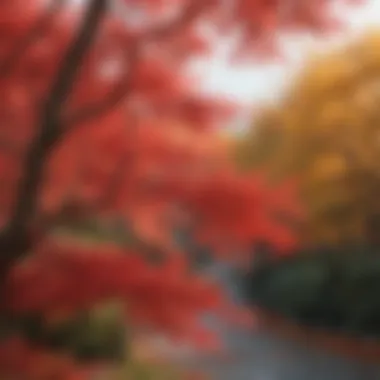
184 172 302 256
0 335 104 380
5 238 224 336
0 0 366 378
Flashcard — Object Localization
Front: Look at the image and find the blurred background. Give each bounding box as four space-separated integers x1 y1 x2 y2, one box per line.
3 1 380 379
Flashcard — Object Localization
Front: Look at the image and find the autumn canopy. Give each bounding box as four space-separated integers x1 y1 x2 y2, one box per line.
0 0 366 378
236 30 380 245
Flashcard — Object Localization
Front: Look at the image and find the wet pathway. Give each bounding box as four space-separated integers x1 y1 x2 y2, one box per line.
180 263 380 380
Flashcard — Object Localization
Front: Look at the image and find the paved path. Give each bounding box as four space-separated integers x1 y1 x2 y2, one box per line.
180 263 380 380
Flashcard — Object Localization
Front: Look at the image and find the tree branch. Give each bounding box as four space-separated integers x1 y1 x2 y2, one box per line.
65 0 206 126
0 0 66 78
0 0 108 262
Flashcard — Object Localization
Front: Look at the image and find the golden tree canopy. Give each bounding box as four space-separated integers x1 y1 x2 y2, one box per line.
235 30 380 244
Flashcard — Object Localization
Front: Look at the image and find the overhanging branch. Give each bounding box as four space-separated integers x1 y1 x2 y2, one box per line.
0 0 108 261
65 0 206 126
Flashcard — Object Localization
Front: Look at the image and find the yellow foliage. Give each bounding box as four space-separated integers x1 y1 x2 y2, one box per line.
309 153 346 181
235 30 380 244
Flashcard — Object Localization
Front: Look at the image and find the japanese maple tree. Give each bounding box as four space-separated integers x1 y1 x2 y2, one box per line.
0 0 366 378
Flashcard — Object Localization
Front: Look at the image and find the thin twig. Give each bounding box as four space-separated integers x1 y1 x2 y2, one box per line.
93 108 140 212
65 0 206 126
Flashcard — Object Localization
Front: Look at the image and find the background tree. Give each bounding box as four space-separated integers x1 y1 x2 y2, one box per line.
235 30 380 246
0 0 365 378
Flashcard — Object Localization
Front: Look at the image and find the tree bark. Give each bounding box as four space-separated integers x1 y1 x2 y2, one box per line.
0 0 107 306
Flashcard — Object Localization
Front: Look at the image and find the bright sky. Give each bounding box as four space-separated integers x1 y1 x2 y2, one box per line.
73 0 380 107
202 0 380 104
